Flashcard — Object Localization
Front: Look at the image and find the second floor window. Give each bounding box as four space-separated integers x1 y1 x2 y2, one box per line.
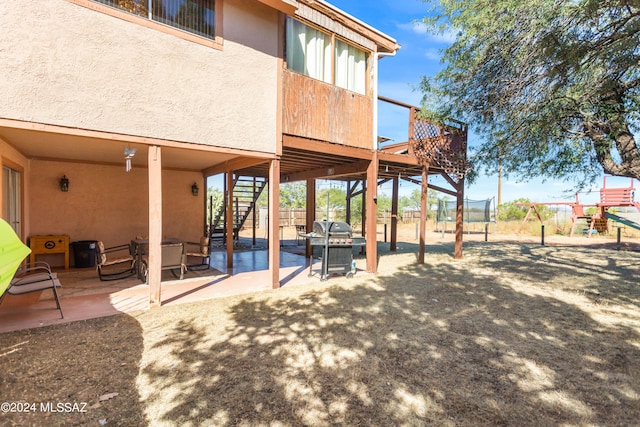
286 17 368 95
94 0 215 40
286 18 331 84
335 39 367 94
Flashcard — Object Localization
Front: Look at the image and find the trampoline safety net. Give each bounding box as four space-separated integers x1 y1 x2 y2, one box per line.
437 198 496 224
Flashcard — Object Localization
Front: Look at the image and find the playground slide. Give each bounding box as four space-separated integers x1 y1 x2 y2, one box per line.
605 212 640 232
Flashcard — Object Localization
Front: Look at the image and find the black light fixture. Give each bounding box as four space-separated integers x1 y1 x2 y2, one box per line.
191 182 199 196
59 175 69 192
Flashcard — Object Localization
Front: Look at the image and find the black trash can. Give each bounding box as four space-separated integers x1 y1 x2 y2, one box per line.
72 240 97 268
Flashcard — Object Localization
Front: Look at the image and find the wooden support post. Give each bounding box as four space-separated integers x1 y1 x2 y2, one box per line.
455 176 465 259
226 171 234 269
148 146 162 307
418 167 427 264
366 152 378 273
617 227 622 250
360 181 366 255
269 159 281 289
346 179 352 225
305 179 315 258
390 175 399 252
252 177 257 246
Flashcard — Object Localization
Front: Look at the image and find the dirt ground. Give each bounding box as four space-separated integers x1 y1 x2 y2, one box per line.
1 225 639 426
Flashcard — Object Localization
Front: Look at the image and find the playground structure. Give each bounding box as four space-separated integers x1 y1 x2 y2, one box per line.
520 177 640 237
437 197 496 234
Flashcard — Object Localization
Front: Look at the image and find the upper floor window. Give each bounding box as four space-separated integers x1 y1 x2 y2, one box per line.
286 17 368 95
93 0 215 40
335 39 367 94
286 18 331 84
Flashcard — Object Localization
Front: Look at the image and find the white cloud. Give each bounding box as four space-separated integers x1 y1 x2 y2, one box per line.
424 48 442 61
396 21 457 44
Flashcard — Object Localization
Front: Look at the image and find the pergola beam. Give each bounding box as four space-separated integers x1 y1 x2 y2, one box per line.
282 159 370 182
203 156 269 177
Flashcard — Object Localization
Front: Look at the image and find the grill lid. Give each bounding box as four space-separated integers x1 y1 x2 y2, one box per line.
312 221 353 236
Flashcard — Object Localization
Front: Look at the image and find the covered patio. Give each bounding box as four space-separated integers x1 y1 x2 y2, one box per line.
1 95 468 330
0 240 366 333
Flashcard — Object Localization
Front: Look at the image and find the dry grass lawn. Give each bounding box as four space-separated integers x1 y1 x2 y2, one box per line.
1 233 639 426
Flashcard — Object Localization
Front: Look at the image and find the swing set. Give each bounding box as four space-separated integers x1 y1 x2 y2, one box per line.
519 177 640 237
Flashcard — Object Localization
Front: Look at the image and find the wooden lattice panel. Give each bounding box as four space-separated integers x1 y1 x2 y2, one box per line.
410 116 470 179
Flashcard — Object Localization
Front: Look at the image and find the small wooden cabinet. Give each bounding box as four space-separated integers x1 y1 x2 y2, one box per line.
29 235 69 270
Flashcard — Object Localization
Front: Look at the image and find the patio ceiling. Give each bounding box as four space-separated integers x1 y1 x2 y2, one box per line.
0 125 243 172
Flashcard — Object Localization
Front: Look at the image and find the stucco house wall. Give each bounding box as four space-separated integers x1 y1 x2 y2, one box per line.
27 160 204 267
0 0 280 154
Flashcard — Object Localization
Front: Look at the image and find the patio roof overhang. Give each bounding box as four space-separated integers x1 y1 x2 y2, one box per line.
0 119 273 173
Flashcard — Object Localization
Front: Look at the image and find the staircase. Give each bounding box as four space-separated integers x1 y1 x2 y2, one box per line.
210 175 267 240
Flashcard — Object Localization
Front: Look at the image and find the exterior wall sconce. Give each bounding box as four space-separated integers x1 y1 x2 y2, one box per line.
191 183 199 196
60 175 69 192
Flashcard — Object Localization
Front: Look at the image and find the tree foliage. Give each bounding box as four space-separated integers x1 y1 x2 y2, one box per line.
279 182 307 208
497 198 554 221
421 0 640 185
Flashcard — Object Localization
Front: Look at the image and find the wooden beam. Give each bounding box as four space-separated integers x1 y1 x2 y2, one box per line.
305 179 315 258
366 153 378 273
390 176 399 252
148 146 162 307
378 95 416 110
440 171 458 189
427 183 457 197
455 178 464 259
377 151 420 166
283 159 370 182
269 159 281 289
283 135 373 160
346 180 352 225
402 176 457 197
203 157 269 177
226 172 234 269
418 166 427 264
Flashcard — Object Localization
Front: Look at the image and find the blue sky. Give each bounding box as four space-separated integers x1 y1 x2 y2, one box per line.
327 0 627 206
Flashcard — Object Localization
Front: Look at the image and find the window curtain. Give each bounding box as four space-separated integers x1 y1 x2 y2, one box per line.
335 39 366 95
286 18 331 84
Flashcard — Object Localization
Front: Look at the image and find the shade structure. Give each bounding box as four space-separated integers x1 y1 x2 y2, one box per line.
0 219 31 295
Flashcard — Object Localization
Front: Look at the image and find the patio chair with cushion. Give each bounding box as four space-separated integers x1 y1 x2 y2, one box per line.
0 219 63 318
2 262 64 318
140 242 187 281
96 241 136 281
185 236 210 270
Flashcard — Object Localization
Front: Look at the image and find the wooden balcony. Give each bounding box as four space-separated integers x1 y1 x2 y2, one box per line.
283 70 373 149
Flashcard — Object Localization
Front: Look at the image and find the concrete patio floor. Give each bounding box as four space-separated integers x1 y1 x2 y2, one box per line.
0 245 363 334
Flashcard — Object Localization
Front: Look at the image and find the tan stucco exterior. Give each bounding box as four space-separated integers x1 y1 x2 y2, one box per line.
0 0 280 154
28 160 204 248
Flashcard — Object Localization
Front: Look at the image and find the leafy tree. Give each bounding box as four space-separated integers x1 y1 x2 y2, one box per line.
279 182 307 208
399 188 444 219
205 187 223 228
497 198 554 221
421 0 640 185
317 187 347 210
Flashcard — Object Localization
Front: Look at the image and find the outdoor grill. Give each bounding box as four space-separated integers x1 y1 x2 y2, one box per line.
304 221 366 281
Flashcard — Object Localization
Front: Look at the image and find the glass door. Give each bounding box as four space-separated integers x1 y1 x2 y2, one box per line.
3 166 22 239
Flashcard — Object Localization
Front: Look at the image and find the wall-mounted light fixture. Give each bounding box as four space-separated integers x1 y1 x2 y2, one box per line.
59 175 69 192
191 182 199 196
